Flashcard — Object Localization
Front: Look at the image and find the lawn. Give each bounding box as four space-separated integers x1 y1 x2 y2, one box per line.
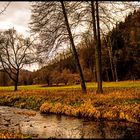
0 80 139 91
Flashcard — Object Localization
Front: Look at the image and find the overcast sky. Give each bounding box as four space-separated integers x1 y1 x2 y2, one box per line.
0 2 31 37
0 2 39 71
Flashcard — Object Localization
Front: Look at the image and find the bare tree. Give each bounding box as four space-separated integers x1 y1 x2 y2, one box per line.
0 28 36 91
90 1 103 93
0 2 11 15
29 2 68 62
29 1 87 93
60 1 87 93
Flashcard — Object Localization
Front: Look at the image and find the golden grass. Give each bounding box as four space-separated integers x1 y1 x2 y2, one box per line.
13 110 36 116
0 81 140 123
38 88 140 123
0 130 31 139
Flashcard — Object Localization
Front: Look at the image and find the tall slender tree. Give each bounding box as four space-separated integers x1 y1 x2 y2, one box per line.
60 1 87 93
91 1 103 93
29 2 87 93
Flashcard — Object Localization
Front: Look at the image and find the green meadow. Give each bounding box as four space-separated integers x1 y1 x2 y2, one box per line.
0 80 139 91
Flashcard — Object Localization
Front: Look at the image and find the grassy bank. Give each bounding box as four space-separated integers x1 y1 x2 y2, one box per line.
0 81 140 123
0 130 31 139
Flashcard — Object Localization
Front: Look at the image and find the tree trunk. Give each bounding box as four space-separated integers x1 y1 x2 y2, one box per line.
114 64 118 82
91 1 103 93
14 70 19 91
95 1 103 93
90 65 94 82
2 71 7 86
14 80 18 91
104 35 115 82
94 66 97 82
61 1 87 94
106 69 110 82
113 57 118 82
108 46 115 81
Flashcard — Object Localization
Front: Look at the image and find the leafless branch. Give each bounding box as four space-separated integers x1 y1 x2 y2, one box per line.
0 2 11 15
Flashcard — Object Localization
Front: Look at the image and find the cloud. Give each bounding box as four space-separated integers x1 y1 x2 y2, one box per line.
0 21 30 37
0 2 31 35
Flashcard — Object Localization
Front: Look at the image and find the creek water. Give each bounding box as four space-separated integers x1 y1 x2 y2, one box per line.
0 106 140 139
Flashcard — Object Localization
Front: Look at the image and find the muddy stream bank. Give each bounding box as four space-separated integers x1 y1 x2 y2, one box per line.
0 106 140 139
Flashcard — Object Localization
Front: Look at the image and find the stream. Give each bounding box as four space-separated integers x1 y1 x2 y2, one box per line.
0 106 140 139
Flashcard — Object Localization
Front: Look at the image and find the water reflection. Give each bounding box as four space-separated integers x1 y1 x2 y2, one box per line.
20 113 140 139
0 106 139 139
